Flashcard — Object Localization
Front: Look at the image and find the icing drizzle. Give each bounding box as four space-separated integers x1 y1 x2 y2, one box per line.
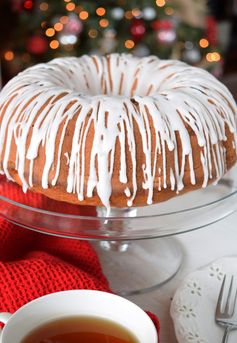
0 53 236 212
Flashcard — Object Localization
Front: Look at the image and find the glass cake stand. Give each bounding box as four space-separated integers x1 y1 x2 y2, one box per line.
0 165 237 295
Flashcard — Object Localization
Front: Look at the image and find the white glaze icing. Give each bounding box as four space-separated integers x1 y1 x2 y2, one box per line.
0 53 236 212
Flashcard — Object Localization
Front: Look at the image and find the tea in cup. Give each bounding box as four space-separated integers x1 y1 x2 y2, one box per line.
0 290 158 343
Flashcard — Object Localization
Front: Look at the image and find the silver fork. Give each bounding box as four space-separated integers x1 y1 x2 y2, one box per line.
215 275 237 343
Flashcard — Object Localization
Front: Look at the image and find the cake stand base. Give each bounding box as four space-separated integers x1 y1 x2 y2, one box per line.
93 237 183 296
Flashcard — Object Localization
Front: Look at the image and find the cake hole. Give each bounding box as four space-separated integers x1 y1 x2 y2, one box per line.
65 57 159 97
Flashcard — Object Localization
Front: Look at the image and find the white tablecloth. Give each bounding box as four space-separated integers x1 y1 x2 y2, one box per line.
127 211 237 343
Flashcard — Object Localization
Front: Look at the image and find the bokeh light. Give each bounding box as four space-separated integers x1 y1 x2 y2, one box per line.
88 29 98 38
199 38 209 48
4 51 15 61
79 11 89 20
45 28 55 37
50 40 59 49
96 7 106 16
206 52 221 62
156 0 166 7
125 39 135 49
66 3 75 11
54 23 63 31
60 16 69 24
24 1 33 10
39 2 48 11
99 19 109 28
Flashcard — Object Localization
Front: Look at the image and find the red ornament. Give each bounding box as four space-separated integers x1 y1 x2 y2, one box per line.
26 35 48 55
152 19 173 31
152 19 176 46
206 16 218 46
11 0 34 12
130 19 146 41
11 0 23 12
24 0 33 10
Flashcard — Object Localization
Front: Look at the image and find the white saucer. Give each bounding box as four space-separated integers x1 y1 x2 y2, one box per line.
170 257 237 343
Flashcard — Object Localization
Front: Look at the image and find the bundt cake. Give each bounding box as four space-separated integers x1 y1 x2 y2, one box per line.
0 53 236 212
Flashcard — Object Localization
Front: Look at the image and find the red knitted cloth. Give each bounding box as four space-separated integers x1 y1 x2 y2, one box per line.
0 217 110 310
0 216 160 339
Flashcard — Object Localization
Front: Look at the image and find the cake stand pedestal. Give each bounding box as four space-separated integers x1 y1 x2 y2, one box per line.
94 237 183 295
0 166 237 295
93 207 183 295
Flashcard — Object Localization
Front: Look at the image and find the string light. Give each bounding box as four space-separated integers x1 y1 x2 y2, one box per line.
206 52 221 62
50 40 59 49
213 52 221 61
156 0 166 7
124 11 133 19
88 29 98 38
66 3 75 11
39 2 48 11
4 51 15 61
206 53 213 62
210 52 221 61
45 28 55 37
8 0 221 74
132 8 141 17
199 38 209 48
60 35 77 45
125 39 135 49
60 16 69 24
165 7 174 15
54 22 63 31
96 7 106 16
41 21 47 29
99 19 109 28
79 11 89 20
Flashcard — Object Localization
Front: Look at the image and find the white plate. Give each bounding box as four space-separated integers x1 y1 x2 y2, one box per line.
170 257 237 343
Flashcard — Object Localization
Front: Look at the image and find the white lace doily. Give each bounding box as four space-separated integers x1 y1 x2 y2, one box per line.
170 257 237 343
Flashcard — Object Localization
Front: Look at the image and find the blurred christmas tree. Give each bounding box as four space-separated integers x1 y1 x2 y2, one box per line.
0 0 222 83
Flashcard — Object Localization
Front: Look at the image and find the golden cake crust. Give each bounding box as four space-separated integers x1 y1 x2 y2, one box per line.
0 54 236 209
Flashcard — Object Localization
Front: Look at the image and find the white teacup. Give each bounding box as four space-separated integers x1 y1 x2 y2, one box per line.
0 290 158 343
